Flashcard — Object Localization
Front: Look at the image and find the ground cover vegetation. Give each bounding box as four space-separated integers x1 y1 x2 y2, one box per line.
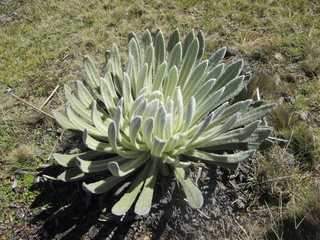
0 0 319 239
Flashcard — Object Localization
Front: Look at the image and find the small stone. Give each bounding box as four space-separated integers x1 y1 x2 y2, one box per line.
236 199 246 209
297 110 308 121
69 147 80 154
284 96 293 103
280 150 295 167
11 180 18 189
225 47 236 58
275 53 284 61
279 97 284 104
56 128 63 134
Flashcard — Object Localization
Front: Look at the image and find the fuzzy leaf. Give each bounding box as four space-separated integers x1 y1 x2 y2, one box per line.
153 61 167 91
143 44 154 84
100 73 117 116
129 38 141 77
196 30 205 59
182 30 195 57
112 166 148 216
233 104 277 128
194 113 240 145
114 101 123 135
151 137 167 157
178 38 199 87
194 120 261 148
154 106 167 139
214 76 245 107
142 117 154 150
210 99 252 128
163 66 178 99
137 63 149 94
134 159 160 215
174 167 203 209
182 97 196 131
76 156 124 173
167 29 180 53
76 81 94 108
66 104 104 138
182 60 208 95
130 94 146 118
129 116 142 148
58 167 97 182
184 149 255 164
142 99 159 122
213 60 243 91
192 87 225 124
188 112 214 145
83 174 128 194
207 47 226 71
83 56 100 90
173 87 184 131
52 110 77 131
163 135 179 153
91 101 111 136
83 130 114 153
167 42 182 71
109 44 123 93
154 30 165 73
53 151 109 167
140 30 152 58
108 153 149 177
164 113 173 139
122 73 134 117
192 79 216 107
203 63 224 83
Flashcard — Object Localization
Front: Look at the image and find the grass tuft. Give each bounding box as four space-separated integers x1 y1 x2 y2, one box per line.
8 145 35 165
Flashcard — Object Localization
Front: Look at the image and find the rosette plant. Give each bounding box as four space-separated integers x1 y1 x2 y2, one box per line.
53 29 276 215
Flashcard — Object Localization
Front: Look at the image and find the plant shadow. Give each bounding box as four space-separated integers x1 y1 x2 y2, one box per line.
29 165 124 239
29 164 177 239
29 163 248 239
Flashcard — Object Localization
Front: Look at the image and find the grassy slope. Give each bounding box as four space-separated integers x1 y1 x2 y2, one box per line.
0 0 319 238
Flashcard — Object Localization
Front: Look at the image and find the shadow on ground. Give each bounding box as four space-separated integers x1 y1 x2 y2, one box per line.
28 164 250 240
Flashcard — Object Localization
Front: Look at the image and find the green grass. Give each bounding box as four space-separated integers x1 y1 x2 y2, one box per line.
0 0 319 238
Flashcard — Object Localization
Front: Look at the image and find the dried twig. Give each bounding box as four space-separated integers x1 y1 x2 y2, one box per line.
184 198 210 219
42 175 58 181
195 166 202 185
295 205 315 229
234 219 250 239
256 87 269 126
268 136 289 142
107 214 126 239
40 85 60 109
256 87 261 101
6 88 54 119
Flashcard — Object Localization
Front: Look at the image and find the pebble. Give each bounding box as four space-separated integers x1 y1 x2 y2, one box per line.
225 47 237 58
297 110 308 121
274 52 284 61
284 96 293 103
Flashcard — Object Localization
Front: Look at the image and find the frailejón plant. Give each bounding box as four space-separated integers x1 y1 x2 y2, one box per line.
53 29 276 215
